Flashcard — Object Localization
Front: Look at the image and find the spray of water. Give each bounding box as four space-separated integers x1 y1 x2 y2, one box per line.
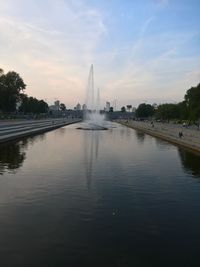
81 64 107 130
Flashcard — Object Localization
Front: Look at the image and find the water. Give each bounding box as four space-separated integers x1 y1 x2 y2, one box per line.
0 122 200 267
82 64 106 130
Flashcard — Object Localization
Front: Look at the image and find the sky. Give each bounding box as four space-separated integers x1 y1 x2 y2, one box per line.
0 0 200 109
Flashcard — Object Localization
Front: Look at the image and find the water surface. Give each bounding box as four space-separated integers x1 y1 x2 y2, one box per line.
0 122 200 267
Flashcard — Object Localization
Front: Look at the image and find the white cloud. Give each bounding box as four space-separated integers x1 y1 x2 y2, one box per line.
0 0 107 106
0 0 199 109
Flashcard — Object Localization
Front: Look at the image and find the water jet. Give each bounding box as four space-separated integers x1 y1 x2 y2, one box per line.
78 65 108 130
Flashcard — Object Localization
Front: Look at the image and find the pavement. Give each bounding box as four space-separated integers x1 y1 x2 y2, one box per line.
117 120 200 153
0 118 81 143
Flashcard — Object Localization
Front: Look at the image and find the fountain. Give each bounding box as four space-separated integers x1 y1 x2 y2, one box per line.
77 64 107 130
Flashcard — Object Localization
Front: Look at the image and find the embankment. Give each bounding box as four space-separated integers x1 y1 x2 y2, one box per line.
117 120 200 153
0 118 81 143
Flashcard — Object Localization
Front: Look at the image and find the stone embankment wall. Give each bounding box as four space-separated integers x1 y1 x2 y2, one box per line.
117 120 200 153
0 118 81 143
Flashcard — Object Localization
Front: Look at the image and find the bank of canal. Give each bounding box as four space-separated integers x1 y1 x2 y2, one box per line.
117 119 200 153
0 118 81 143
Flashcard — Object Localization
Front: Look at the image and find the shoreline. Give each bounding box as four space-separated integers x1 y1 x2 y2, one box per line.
0 118 81 143
117 120 200 154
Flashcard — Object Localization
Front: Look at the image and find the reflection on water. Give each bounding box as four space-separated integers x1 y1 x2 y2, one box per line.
83 131 99 188
0 134 45 175
178 148 200 178
0 142 26 174
134 129 200 179
0 123 200 267
134 130 146 143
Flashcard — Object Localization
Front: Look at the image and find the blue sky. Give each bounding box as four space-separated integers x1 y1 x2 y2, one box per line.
0 0 199 108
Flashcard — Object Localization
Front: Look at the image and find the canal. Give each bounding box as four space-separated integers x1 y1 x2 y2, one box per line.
0 122 200 267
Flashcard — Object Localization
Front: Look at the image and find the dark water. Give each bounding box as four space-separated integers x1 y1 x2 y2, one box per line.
0 122 200 267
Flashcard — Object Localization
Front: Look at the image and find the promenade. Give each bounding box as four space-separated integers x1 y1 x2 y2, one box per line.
0 118 81 143
117 120 200 153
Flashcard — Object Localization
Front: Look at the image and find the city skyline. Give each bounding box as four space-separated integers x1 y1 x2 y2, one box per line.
0 0 199 108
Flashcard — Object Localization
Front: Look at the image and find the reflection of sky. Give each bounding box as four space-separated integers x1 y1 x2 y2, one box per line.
1 122 200 206
1 123 200 265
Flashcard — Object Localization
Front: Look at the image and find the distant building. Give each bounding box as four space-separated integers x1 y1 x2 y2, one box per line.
49 100 60 111
105 101 110 112
152 103 158 110
82 104 87 110
76 103 81 111
54 100 60 107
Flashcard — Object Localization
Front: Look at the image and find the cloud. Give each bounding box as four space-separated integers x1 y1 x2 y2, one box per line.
101 28 200 106
154 0 169 8
0 0 107 106
0 0 199 109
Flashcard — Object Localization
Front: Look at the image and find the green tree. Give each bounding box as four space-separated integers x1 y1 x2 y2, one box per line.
0 70 26 112
184 83 200 120
126 105 132 112
156 103 180 120
136 103 154 118
60 103 66 111
177 101 188 120
121 106 126 112
109 106 113 112
19 95 48 114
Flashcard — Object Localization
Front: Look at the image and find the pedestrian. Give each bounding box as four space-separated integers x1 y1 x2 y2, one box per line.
179 132 183 138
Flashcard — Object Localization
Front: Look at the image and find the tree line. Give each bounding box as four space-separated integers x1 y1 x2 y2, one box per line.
134 83 200 121
0 68 48 114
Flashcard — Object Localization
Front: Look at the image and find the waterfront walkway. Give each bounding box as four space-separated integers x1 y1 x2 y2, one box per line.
0 118 81 143
117 120 200 153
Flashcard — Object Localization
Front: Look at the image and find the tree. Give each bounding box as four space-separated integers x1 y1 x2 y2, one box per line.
121 106 126 112
126 105 132 112
136 103 154 118
0 71 26 112
60 103 66 111
184 83 200 120
177 101 188 120
109 107 113 112
156 103 180 121
19 95 48 114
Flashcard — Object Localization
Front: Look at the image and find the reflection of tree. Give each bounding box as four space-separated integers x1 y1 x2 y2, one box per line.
178 148 200 178
134 130 146 143
154 137 172 150
0 134 45 175
0 142 26 174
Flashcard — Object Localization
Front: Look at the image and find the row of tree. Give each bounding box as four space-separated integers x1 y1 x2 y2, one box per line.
0 68 48 114
19 95 48 114
134 83 200 121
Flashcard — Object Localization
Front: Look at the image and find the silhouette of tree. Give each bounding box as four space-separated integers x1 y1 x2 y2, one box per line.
184 83 200 120
156 103 180 120
19 95 48 113
136 103 154 118
60 103 66 111
0 70 26 112
121 106 126 112
126 105 132 112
